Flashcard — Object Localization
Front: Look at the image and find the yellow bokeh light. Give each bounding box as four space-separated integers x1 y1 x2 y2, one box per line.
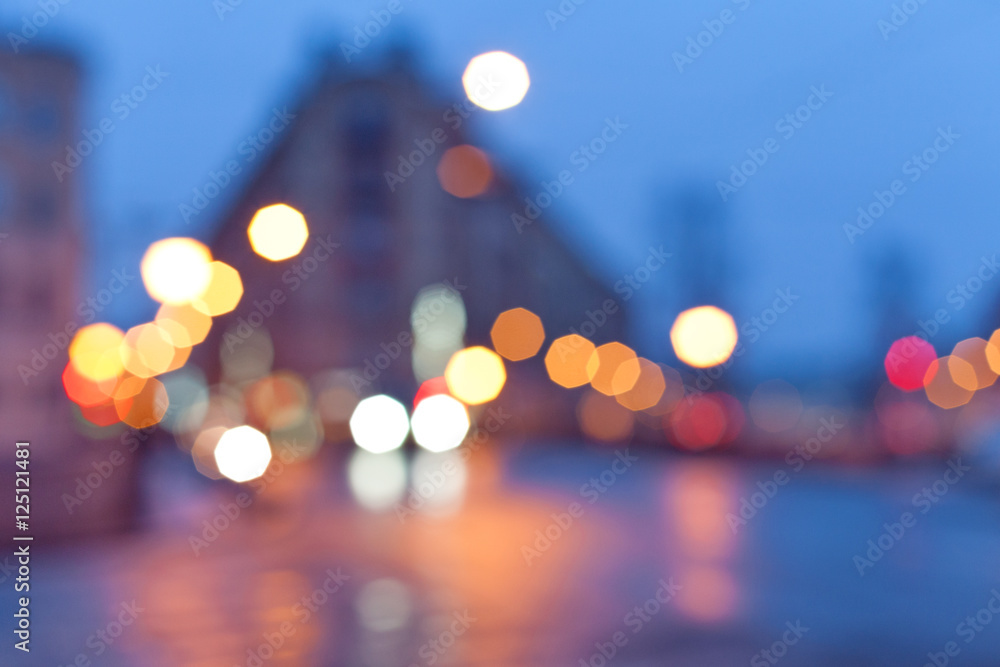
120 323 176 378
192 261 244 316
950 338 998 390
349 395 410 454
615 358 666 411
162 342 192 374
141 238 213 305
69 323 126 382
410 394 470 453
112 374 147 401
445 346 507 405
923 357 974 410
587 342 640 396
462 51 530 111
156 303 212 346
670 306 738 369
248 204 309 261
544 334 597 388
214 425 273 483
490 307 545 361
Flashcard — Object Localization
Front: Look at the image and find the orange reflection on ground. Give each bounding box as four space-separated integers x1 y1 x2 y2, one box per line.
673 564 739 623
664 461 741 624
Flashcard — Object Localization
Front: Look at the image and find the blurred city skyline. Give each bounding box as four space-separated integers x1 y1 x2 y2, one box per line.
3 0 999 380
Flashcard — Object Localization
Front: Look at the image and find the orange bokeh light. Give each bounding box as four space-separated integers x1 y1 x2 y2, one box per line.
490 307 545 361
156 303 212 346
544 334 597 388
576 389 635 442
587 342 639 396
437 145 493 198
923 357 974 409
115 377 169 429
950 338 998 391
614 358 666 411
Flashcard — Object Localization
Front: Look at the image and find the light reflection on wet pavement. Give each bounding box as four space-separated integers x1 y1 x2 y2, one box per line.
7 444 1000 666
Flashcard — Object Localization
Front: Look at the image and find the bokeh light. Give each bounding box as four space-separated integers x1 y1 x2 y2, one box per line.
490 307 545 361
140 238 213 305
191 426 227 479
315 373 361 444
641 364 686 417
884 336 937 392
614 358 666 411
923 357 975 410
668 394 744 451
69 323 125 382
445 346 506 405
156 302 212 346
410 394 470 453
950 337 998 391
248 203 309 261
214 425 273 483
349 395 410 454
246 372 310 431
437 145 493 198
670 306 738 369
577 389 635 442
462 51 530 111
587 342 639 396
160 367 209 435
115 376 169 429
192 260 244 316
987 330 1000 374
120 322 176 378
413 376 450 409
874 382 938 456
411 283 467 382
544 334 597 388
270 412 324 463
62 360 116 408
78 400 123 428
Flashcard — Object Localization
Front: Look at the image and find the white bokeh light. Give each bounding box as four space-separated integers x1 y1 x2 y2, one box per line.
349 395 410 454
213 425 272 483
140 238 213 305
410 394 470 453
462 51 530 111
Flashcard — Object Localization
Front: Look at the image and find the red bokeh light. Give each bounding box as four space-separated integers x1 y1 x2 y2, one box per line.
884 336 936 392
413 376 451 409
667 393 744 451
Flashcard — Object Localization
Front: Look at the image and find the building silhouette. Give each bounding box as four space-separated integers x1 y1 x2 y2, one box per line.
0 49 134 536
198 52 625 437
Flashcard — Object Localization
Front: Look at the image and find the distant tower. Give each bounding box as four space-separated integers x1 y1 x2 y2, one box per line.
667 181 731 312
0 50 131 536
